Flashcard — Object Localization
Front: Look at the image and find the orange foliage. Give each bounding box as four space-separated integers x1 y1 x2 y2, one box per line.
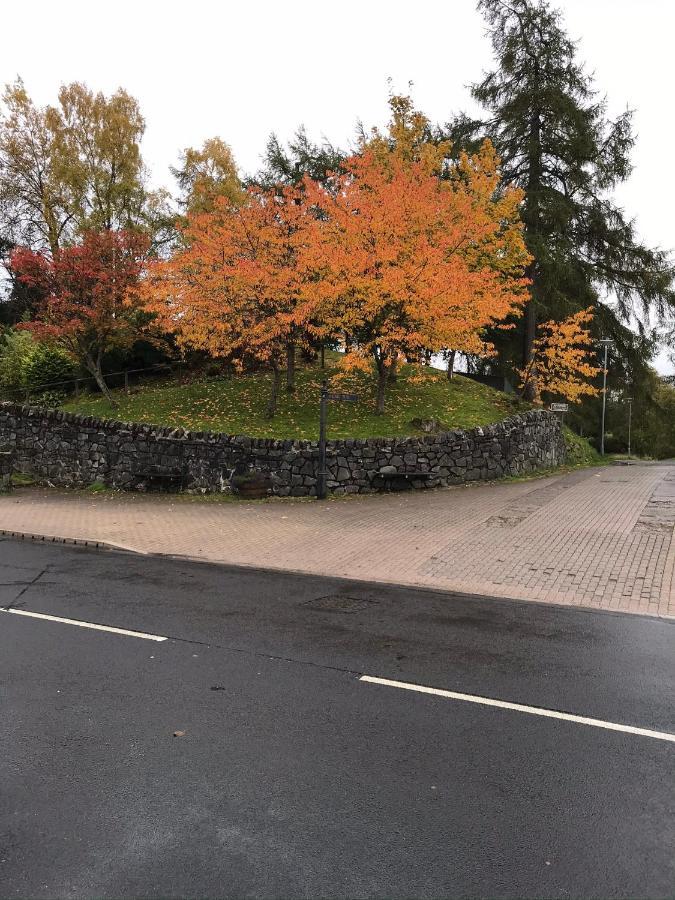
142 132 530 416
141 184 320 416
301 142 530 411
518 308 601 402
362 93 452 176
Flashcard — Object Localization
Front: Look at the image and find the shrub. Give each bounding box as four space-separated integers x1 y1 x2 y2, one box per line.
22 343 76 393
563 427 602 466
0 331 76 399
32 389 68 409
0 329 35 394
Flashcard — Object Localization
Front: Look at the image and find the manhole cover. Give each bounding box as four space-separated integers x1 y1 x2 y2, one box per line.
303 595 378 613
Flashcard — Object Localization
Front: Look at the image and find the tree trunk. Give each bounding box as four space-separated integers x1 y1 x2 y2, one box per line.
517 351 537 401
521 295 537 401
320 344 325 369
285 340 295 393
375 359 388 415
388 356 398 382
521 71 542 400
85 353 117 407
446 350 456 381
266 365 282 419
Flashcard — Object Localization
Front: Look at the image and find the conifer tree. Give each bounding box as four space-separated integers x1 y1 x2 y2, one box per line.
446 0 674 396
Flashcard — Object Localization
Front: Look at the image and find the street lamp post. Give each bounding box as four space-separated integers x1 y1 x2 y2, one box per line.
626 396 633 459
318 381 328 500
599 338 613 456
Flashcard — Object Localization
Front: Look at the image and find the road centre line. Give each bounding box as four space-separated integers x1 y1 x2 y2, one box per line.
2 607 671 740
360 675 675 744
0 607 168 642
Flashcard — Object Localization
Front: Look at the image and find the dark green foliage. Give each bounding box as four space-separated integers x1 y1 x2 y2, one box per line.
251 126 345 189
445 0 674 379
22 342 76 392
31 389 68 408
602 371 674 459
565 362 674 459
0 328 34 393
0 330 75 399
0 235 43 325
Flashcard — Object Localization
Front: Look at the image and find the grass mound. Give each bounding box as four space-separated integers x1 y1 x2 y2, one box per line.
62 354 530 440
563 427 604 467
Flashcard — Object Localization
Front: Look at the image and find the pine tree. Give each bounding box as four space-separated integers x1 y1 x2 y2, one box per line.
253 126 344 189
446 0 674 397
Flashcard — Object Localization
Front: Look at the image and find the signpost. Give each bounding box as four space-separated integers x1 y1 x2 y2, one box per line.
318 381 358 500
550 401 569 428
326 392 359 403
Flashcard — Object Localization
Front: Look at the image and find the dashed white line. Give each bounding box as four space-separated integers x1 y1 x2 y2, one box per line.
360 675 675 744
0 607 167 642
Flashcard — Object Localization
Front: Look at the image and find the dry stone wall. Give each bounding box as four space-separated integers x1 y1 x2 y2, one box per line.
0 402 566 495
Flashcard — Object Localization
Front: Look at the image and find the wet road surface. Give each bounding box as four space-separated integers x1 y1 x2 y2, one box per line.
1 538 674 898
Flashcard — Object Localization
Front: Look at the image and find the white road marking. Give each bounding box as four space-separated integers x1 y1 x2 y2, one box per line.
0 607 167 642
360 675 675 744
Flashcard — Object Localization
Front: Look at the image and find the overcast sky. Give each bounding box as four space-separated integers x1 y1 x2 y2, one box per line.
3 0 673 372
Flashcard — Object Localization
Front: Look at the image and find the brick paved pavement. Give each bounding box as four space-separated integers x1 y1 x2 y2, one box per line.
0 463 673 617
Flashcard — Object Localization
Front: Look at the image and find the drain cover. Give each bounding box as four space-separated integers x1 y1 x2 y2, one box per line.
303 594 378 613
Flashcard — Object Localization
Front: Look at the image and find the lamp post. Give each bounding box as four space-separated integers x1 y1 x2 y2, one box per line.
318 381 328 500
625 396 633 459
598 338 613 456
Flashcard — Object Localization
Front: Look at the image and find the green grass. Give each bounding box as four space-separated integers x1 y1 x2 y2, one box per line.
563 427 606 468
63 353 531 440
10 472 37 487
85 480 110 494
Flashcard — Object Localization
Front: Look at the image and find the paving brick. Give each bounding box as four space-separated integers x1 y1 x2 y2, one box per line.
0 463 672 618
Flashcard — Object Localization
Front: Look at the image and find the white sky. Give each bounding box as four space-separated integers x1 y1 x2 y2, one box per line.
3 0 673 372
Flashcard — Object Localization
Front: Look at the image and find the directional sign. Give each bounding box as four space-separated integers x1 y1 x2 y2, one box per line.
326 392 359 403
550 402 569 412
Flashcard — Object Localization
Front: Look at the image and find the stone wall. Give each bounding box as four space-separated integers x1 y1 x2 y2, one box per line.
0 402 566 496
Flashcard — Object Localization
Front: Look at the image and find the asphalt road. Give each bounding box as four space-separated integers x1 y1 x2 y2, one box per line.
1 537 673 899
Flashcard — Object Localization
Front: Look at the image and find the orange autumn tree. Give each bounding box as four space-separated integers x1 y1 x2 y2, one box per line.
517 308 600 402
364 92 452 176
301 143 530 413
142 185 319 418
363 93 526 380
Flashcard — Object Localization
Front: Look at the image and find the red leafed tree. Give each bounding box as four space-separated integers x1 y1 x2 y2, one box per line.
301 143 530 413
11 229 150 403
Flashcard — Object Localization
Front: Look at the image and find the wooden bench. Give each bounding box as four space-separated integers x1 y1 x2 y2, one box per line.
141 465 188 492
140 436 193 492
374 470 436 491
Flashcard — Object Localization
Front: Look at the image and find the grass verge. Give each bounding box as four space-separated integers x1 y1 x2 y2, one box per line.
63 354 530 440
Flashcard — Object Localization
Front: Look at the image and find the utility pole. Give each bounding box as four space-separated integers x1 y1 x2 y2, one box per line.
599 338 613 455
